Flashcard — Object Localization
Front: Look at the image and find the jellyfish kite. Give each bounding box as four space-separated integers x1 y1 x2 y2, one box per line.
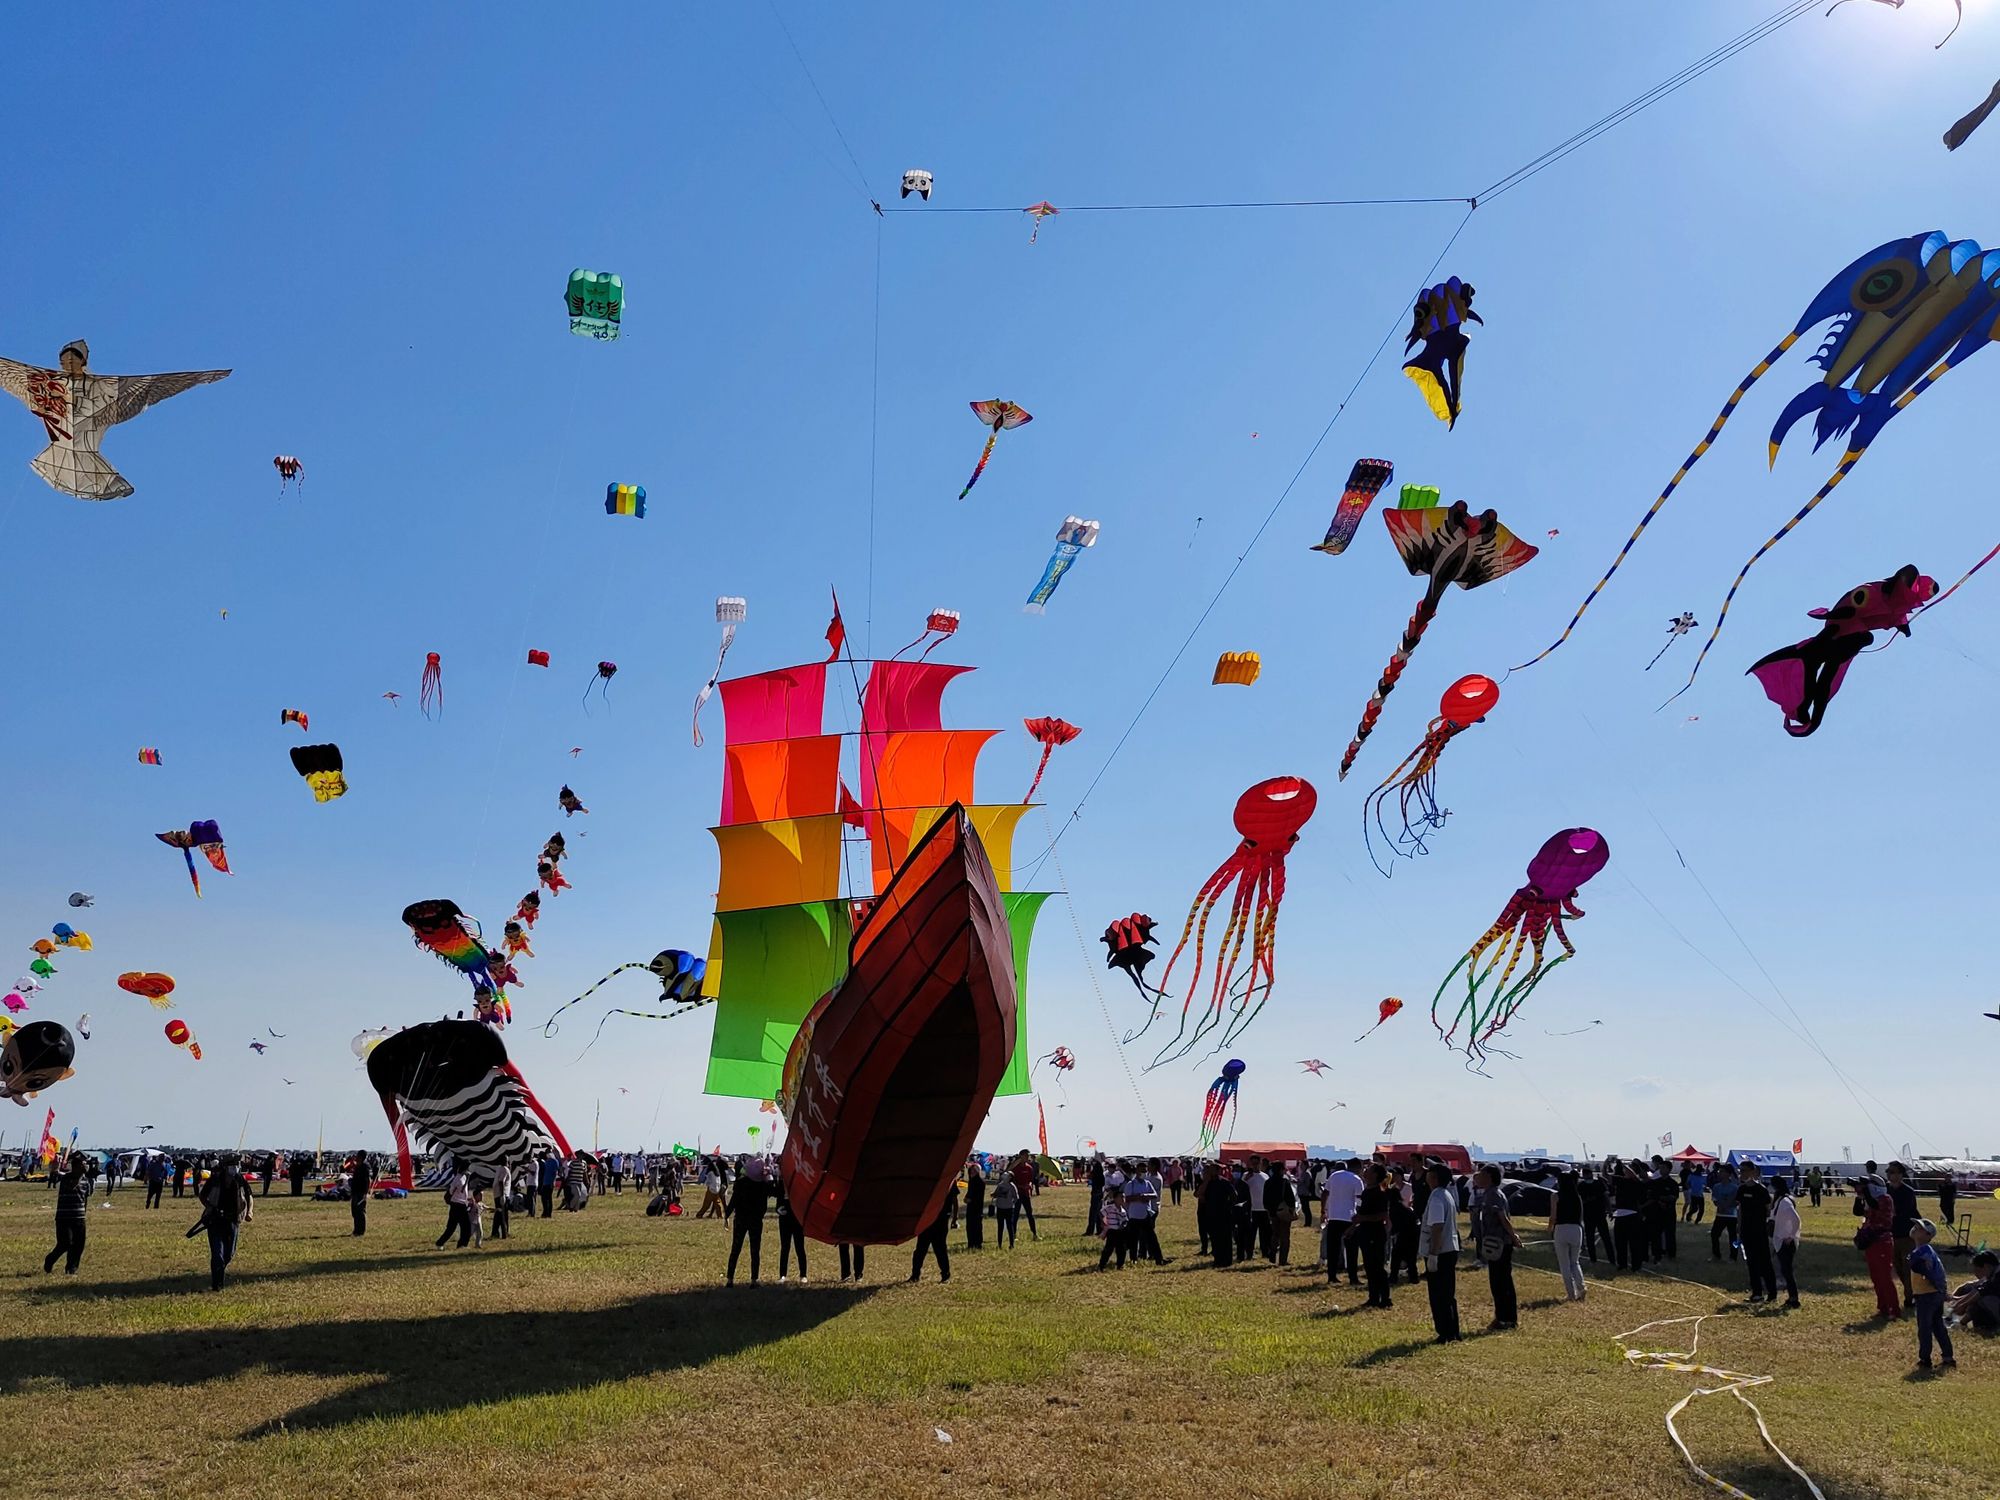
1338 489 1537 779
273 455 303 491
583 660 617 710
1100 913 1160 1000
0 340 230 501
1514 231 2000 695
958 399 1032 500
420 652 442 718
1402 278 1481 428
1747 563 1935 737
1134 776 1318 1064
164 1018 202 1060
1354 996 1403 1042
1196 1059 1245 1151
1433 828 1609 1065
156 820 229 897
117 972 176 1007
1311 457 1395 556
288 743 348 802
1646 613 1699 671
691 596 747 745
1362 673 1498 873
558 784 588 817
1024 516 1098 613
1022 716 1080 802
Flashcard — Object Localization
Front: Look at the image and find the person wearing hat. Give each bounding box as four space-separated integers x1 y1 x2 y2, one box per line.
1854 1174 1901 1320
1908 1219 1956 1372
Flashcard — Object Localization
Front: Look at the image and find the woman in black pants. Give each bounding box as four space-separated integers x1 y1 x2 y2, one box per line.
909 1183 958 1283
838 1243 866 1282
44 1155 89 1275
348 1152 370 1237
1197 1163 1233 1268
1612 1160 1648 1271
1475 1166 1520 1329
725 1161 771 1286
1352 1163 1393 1307
775 1177 809 1283
963 1158 985 1250
1389 1169 1421 1284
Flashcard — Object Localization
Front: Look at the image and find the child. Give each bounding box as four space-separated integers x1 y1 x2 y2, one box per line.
469 1187 485 1248
1909 1219 1955 1371
1098 1186 1129 1270
991 1174 1021 1248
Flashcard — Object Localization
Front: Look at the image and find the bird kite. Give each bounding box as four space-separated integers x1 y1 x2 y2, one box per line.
1514 231 2000 694
1212 651 1261 686
1338 488 1537 779
382 692 401 706
1022 716 1080 802
691 596 747 745
1402 279 1481 428
280 708 309 731
1298 1058 1330 1075
1023 201 1059 243
1747 563 1935 736
1025 516 1099 614
288 743 348 801
558 784 588 817
0 340 230 500
156 821 228 897
248 1040 268 1054
1646 613 1699 671
1354 997 1403 1043
1311 458 1395 556
1196 1059 1245 1151
583 660 617 710
1434 828 1609 1065
1100 913 1160 1000
420 653 442 718
605 482 645 518
959 400 1032 500
566 269 623 340
1362 673 1498 873
117 973 176 1007
273 455 303 491
1134 776 1318 1063
163 1018 201 1060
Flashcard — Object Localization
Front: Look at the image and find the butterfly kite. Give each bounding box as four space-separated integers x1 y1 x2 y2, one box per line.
1133 776 1317 1064
1514 231 2000 696
0 340 230 500
1195 1059 1245 1151
1747 563 1934 737
1646 612 1699 671
156 821 229 897
1100 913 1160 1000
1021 716 1080 802
1402 278 1481 428
1362 672 1498 874
1434 828 1609 1066
958 400 1031 500
1311 458 1394 556
1338 488 1537 779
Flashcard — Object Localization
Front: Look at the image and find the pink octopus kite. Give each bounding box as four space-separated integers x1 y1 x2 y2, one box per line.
1433 827 1609 1066
1133 776 1317 1065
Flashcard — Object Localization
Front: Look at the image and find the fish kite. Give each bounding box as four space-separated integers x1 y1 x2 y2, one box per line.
156 820 228 897
691 596 747 745
1021 716 1080 802
959 400 1032 500
1646 612 1699 671
1748 563 1935 736
1025 516 1098 613
1338 488 1537 779
1312 458 1395 556
1402 279 1481 428
289 743 348 801
0 340 230 500
1515 231 2000 694
1362 673 1498 873
540 948 711 1050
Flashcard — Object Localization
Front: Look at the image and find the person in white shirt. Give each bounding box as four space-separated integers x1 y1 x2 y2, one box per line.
1421 1163 1462 1342
1124 1164 1164 1263
490 1160 512 1241
1770 1177 1802 1309
436 1164 473 1249
1322 1160 1365 1286
1246 1163 1271 1260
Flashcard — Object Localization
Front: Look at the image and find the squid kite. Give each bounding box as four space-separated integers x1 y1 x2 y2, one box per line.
1354 996 1403 1042
958 399 1032 500
1196 1059 1245 1151
893 606 959 661
1434 828 1609 1065
1133 776 1318 1064
1748 563 1934 736
1402 278 1480 428
691 596 746 745
583 660 617 710
1363 673 1498 873
1514 231 2000 695
273 455 303 491
0 340 230 500
1338 488 1537 779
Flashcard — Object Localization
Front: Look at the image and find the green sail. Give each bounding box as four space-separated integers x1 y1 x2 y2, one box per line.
702 900 851 1100
994 891 1051 1097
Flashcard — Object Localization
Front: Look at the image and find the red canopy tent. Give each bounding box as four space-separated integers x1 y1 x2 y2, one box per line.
1669 1145 1717 1164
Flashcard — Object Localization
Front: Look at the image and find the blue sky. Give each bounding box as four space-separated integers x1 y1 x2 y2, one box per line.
3 3 1993 1163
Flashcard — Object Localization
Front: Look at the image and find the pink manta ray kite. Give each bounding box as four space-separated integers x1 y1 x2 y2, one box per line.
1746 564 1934 737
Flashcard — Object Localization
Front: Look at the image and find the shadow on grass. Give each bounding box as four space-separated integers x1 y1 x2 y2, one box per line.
21 1244 620 1303
0 1283 876 1434
1703 1457 1896 1500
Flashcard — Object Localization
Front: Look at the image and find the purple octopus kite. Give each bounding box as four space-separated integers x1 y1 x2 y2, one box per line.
1433 828 1608 1065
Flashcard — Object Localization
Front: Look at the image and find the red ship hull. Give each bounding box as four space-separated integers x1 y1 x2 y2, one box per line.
780 805 1016 1244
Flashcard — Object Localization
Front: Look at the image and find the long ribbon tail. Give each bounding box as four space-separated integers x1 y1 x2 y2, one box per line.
1944 78 2000 149
541 963 650 1038
1023 742 1057 803
1919 538 2000 615
691 624 737 747
1512 334 1799 673
573 997 714 1063
1339 585 1444 780
1663 447 1863 707
890 627 932 662
183 848 201 899
957 429 999 501
1643 635 1678 671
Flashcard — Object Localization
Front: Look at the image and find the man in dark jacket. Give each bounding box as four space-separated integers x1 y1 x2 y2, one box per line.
1886 1161 1921 1306
348 1151 371 1236
726 1159 772 1286
196 1155 254 1290
289 1151 311 1196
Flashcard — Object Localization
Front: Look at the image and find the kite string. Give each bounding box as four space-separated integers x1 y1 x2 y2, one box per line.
1018 199 1478 886
764 0 874 205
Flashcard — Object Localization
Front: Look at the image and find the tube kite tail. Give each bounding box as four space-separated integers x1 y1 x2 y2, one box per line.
1510 333 1801 673
1338 581 1446 781
572 996 714 1062
958 428 999 501
540 962 653 1037
1665 448 1865 706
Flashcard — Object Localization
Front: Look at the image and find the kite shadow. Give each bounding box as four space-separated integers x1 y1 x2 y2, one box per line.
20 1243 618 1304
0 1283 874 1435
1701 1459 1898 1500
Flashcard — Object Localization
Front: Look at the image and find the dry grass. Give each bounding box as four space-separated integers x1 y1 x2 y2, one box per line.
0 1182 1990 1499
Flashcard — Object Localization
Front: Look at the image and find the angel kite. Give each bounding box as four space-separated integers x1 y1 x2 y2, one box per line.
0 340 229 500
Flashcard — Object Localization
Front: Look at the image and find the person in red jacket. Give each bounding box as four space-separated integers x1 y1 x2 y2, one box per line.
1009 1150 1039 1242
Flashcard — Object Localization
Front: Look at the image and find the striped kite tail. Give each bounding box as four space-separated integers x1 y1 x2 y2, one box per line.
1338 591 1441 780
957 429 1000 500
1511 332 1800 673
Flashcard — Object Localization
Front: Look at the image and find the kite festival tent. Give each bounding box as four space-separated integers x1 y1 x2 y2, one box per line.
1726 1148 1798 1172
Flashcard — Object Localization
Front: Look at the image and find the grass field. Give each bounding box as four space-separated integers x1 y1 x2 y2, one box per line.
0 1182 1989 1499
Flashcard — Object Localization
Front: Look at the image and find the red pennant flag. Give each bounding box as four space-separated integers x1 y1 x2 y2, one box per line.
838 781 866 829
825 589 846 662
1791 1137 1803 1154
1037 1096 1049 1158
